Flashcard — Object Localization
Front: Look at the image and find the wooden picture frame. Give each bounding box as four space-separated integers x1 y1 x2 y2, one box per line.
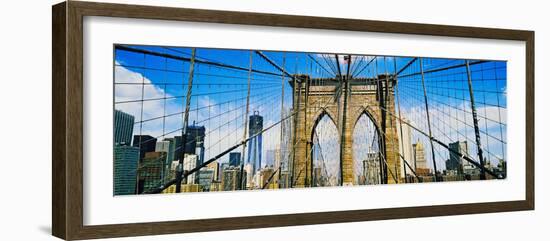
52 1 534 240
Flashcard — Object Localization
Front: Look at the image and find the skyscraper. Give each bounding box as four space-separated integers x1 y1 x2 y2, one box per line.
280 109 292 172
137 151 164 194
397 118 414 177
221 167 244 191
497 158 507 178
155 139 173 181
114 110 134 146
163 138 176 162
413 140 427 170
206 161 220 182
219 162 230 181
229 152 241 167
244 163 254 189
132 135 157 160
247 111 263 174
183 154 198 184
174 124 205 165
155 141 170 155
113 145 139 195
361 152 380 185
447 141 468 174
198 169 215 191
365 160 380 185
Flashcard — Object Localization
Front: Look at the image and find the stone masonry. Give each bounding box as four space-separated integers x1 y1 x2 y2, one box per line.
290 74 401 187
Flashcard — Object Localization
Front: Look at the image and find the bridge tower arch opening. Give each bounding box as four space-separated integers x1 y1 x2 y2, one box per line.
353 111 383 185
310 111 340 187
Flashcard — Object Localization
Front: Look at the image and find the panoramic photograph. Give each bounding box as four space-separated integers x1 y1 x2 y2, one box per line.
112 44 507 196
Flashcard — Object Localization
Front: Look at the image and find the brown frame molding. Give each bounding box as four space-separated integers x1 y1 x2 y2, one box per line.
52 1 535 240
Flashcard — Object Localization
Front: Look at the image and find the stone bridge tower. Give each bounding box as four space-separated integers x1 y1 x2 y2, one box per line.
290 74 401 187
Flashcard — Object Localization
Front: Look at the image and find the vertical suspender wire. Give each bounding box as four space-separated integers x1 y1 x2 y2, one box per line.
419 58 439 182
175 48 196 193
238 51 253 190
465 60 486 180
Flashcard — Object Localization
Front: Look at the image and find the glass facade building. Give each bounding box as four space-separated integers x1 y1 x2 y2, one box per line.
114 109 134 146
114 145 139 195
247 112 263 174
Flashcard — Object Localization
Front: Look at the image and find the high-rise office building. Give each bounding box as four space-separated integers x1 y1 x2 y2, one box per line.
209 180 222 192
361 152 380 185
132 135 157 160
259 167 275 189
221 167 244 191
174 124 205 166
413 140 427 170
397 118 414 177
161 183 201 193
155 139 174 181
496 158 507 178
165 138 178 181
280 109 292 172
137 152 164 194
113 145 139 195
183 154 198 184
219 162 230 181
155 141 170 155
278 109 292 173
167 160 180 180
229 152 241 167
163 137 176 162
446 141 468 174
198 169 215 191
244 163 254 189
206 161 219 182
247 111 263 174
114 110 134 146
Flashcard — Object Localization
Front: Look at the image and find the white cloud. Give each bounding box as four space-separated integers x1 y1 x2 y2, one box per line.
115 63 182 140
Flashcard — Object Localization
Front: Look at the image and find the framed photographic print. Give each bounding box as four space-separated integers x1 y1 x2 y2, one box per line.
52 1 534 240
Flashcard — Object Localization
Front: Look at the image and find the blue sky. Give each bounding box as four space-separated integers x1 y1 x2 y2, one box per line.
114 45 507 175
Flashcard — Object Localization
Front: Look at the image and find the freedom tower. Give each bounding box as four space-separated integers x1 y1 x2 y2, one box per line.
247 111 263 174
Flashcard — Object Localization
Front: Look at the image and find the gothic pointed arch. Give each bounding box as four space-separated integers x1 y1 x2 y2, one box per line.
352 109 383 185
310 111 341 187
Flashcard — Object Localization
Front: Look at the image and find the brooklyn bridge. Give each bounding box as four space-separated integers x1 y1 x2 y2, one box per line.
112 45 507 195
